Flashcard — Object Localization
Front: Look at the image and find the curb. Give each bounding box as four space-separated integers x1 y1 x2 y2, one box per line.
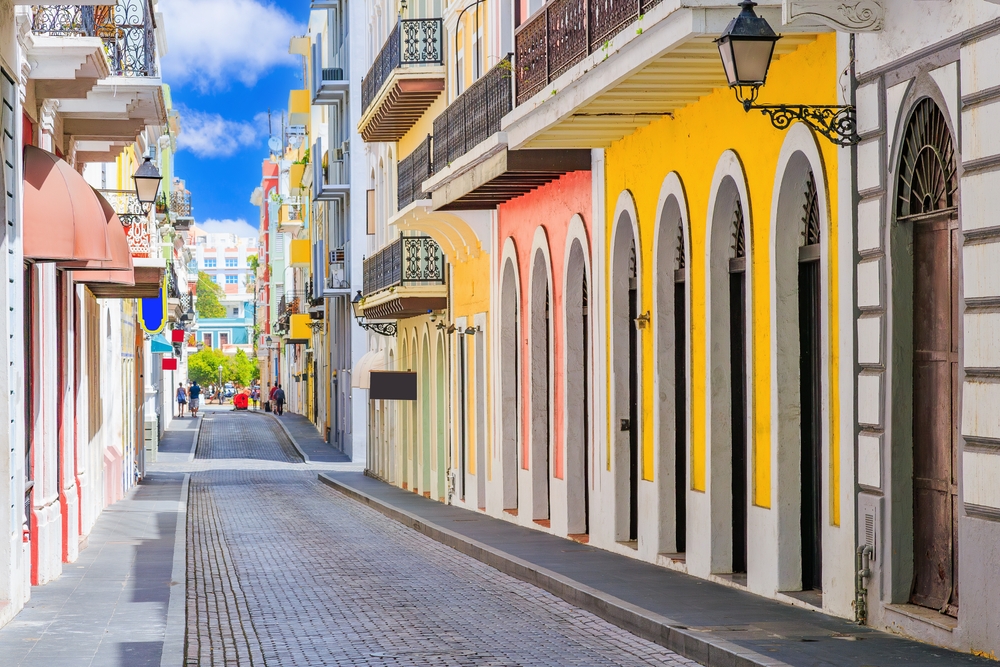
318 473 792 667
160 472 189 667
257 411 311 463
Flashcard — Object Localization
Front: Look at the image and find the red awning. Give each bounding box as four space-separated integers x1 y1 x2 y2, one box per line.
23 145 111 262
61 189 134 275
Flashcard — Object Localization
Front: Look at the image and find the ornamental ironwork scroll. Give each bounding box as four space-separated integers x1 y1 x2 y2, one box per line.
896 98 957 219
362 235 445 297
361 18 443 115
753 104 857 147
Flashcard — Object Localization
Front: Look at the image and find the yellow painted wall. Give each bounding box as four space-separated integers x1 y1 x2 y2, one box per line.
398 94 448 158
604 35 840 512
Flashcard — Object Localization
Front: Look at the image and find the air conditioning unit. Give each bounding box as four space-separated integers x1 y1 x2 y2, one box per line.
322 67 344 81
329 247 346 263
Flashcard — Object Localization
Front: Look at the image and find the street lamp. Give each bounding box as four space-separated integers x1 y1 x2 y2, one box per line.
351 290 397 337
716 1 857 145
132 156 163 214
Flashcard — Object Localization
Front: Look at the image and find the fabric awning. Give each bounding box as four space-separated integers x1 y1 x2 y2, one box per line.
150 334 173 354
351 348 386 389
60 189 134 275
23 145 111 262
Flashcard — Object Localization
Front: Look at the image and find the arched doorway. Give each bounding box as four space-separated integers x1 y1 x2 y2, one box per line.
421 334 432 496
564 237 589 535
500 256 520 511
773 148 825 593
611 209 639 543
708 175 749 575
895 97 959 616
436 335 447 501
656 191 687 555
529 249 551 522
401 338 410 489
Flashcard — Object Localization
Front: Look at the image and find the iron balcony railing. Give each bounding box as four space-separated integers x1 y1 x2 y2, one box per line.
362 234 445 297
397 134 433 210
170 191 192 217
433 55 513 173
361 18 444 116
98 189 154 257
514 0 661 105
31 2 158 77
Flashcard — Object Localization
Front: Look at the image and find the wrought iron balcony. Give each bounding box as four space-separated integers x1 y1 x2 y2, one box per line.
359 18 445 142
99 189 154 257
32 2 158 78
432 55 512 173
397 134 433 210
170 191 192 217
514 0 662 105
362 235 445 298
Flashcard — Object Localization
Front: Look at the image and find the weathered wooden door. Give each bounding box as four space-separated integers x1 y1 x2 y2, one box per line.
628 283 639 541
910 211 959 615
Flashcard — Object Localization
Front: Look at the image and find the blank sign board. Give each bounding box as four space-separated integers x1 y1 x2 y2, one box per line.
369 371 417 401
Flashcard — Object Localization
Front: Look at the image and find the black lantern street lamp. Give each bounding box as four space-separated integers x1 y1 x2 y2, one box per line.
351 290 397 337
132 156 163 213
716 1 857 146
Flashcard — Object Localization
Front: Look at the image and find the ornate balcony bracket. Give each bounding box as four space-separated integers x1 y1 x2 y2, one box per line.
359 321 397 337
736 89 858 146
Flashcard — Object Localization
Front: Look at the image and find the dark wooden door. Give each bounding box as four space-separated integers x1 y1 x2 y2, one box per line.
911 212 959 615
729 267 748 574
458 335 467 501
582 273 590 535
628 286 639 541
674 278 687 553
798 256 822 591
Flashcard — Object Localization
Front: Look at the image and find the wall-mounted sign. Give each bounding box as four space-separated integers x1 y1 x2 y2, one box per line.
139 278 167 333
369 371 417 401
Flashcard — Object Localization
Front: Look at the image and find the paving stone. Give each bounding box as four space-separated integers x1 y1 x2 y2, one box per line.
186 412 700 666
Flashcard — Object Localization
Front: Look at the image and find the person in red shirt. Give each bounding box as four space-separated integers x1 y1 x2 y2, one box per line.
268 382 277 412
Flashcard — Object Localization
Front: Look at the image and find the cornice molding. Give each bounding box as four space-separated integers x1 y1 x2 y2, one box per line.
784 0 884 32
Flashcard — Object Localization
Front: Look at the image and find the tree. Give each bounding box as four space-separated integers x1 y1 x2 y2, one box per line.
187 347 228 385
196 271 226 319
230 349 257 386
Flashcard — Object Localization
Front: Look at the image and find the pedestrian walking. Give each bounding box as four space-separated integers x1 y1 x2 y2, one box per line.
176 382 187 418
274 384 286 416
189 380 202 418
250 385 259 410
267 382 277 413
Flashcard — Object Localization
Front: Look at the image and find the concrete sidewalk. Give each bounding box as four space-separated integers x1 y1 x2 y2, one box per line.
319 471 990 667
0 433 189 666
269 411 351 463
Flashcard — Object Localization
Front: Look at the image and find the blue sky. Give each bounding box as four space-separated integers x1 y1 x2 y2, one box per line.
158 0 310 238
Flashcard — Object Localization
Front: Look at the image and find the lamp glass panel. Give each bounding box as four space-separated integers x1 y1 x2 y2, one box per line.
718 38 738 87
134 175 162 204
351 299 364 319
731 39 775 86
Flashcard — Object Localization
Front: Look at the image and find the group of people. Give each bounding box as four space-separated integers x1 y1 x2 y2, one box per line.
175 380 286 417
175 380 202 418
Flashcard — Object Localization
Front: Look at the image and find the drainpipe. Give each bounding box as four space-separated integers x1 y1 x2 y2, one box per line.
854 544 872 624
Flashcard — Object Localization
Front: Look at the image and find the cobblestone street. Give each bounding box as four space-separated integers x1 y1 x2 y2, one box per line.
184 412 698 666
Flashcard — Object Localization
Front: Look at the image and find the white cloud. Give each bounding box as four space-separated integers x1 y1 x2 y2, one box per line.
159 0 304 91
176 107 263 158
198 218 259 239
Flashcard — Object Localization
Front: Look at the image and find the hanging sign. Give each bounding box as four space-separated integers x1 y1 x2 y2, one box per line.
139 277 167 334
369 371 417 401
170 328 185 343
162 357 178 371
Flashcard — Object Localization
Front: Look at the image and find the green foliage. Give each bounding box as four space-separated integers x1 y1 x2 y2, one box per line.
196 271 226 319
187 347 260 386
187 347 228 385
293 148 310 165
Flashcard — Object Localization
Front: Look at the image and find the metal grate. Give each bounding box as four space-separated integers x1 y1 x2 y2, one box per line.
896 98 957 219
731 201 745 260
397 134 433 210
432 56 512 173
675 224 685 271
515 0 656 106
801 171 820 247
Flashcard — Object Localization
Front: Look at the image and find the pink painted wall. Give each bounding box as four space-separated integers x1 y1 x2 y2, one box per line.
497 171 591 480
